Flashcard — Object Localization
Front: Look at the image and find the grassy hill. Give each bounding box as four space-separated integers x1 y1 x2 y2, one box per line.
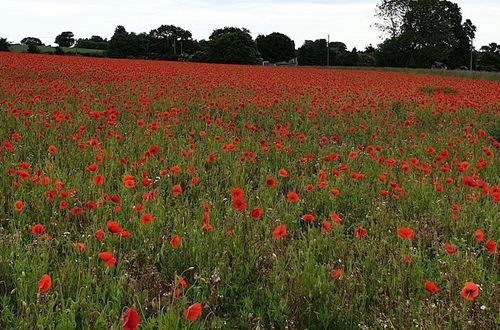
9 44 105 55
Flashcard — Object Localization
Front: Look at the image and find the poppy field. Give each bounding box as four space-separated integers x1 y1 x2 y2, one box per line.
0 53 498 329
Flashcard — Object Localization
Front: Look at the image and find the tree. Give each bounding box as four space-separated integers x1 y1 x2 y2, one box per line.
21 37 43 46
76 36 108 50
297 40 352 66
206 27 258 65
375 0 475 68
210 27 250 40
149 24 194 59
0 38 10 52
477 42 500 71
107 27 149 59
297 39 327 66
256 32 295 63
27 44 40 54
55 31 75 47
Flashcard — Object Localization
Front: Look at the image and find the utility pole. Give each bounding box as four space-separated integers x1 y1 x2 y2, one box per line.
327 34 330 67
470 37 473 71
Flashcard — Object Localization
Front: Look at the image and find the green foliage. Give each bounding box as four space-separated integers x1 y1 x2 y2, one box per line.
55 31 75 47
54 47 65 55
297 39 327 66
477 43 500 71
298 40 359 66
206 27 259 65
75 36 108 50
0 38 10 52
376 0 475 69
20 37 43 46
148 25 194 59
27 44 40 54
256 32 295 63
107 29 149 59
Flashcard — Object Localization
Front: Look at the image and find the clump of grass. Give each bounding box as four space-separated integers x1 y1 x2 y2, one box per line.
418 85 458 94
486 122 500 142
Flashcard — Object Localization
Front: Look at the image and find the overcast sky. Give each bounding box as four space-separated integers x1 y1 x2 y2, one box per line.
1 0 498 50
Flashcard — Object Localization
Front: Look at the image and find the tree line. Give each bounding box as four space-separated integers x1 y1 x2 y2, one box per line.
0 0 499 71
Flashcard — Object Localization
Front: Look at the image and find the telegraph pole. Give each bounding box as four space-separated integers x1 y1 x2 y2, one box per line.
327 34 330 67
469 37 473 71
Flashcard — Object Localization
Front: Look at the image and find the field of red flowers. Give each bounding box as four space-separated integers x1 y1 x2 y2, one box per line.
0 52 498 329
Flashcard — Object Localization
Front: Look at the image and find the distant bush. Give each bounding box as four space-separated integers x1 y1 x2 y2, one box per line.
27 44 40 54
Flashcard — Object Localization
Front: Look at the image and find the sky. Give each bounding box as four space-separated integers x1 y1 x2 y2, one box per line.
1 0 498 50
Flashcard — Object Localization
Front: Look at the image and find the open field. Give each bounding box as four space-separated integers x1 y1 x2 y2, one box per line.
0 53 498 329
8 44 105 55
328 66 500 82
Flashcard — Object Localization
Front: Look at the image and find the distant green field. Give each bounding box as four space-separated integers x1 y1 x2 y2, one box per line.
8 44 105 55
329 65 500 81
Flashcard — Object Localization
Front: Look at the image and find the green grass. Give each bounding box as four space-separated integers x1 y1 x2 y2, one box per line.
0 53 498 329
8 43 105 55
328 65 500 81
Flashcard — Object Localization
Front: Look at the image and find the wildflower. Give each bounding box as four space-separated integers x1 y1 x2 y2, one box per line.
460 282 479 301
273 225 287 239
183 303 202 321
123 306 140 330
38 274 52 293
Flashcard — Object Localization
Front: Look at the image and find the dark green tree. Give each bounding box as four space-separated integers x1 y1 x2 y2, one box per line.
21 37 43 46
206 27 258 64
256 32 295 63
477 43 500 71
76 35 108 50
0 38 10 52
107 27 149 59
297 39 327 66
55 31 75 47
148 25 194 59
375 0 475 68
27 44 40 54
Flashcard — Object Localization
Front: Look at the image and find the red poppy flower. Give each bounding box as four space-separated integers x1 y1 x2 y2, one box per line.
172 184 182 196
474 230 484 243
286 192 299 202
329 213 342 224
250 208 263 219
425 281 439 294
460 282 479 301
443 243 456 255
47 145 57 154
95 229 105 241
141 213 153 224
30 224 45 236
123 306 140 330
75 242 86 253
396 227 415 239
278 169 288 178
38 274 52 293
232 199 247 211
14 200 24 211
230 188 245 200
331 269 343 279
354 226 367 239
170 235 181 248
485 240 496 254
266 177 276 187
93 175 105 185
107 221 123 234
183 303 202 321
302 214 315 221
273 225 287 239
321 220 331 233
98 252 117 267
